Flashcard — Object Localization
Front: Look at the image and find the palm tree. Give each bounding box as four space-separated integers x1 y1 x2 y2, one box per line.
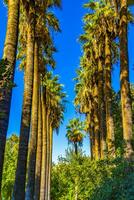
40 71 66 200
12 1 61 198
0 0 20 195
98 55 107 159
119 0 134 159
26 4 61 199
25 40 39 200
13 4 35 199
77 0 119 158
93 73 101 160
34 89 42 200
105 31 115 156
40 86 47 200
74 48 99 159
47 77 65 200
66 118 85 155
66 118 85 200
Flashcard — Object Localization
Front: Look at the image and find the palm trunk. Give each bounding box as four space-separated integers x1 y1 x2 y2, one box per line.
74 142 78 155
13 21 34 200
26 40 39 200
90 109 95 160
40 87 47 200
98 57 107 159
94 111 100 160
87 113 94 160
47 125 53 200
86 113 93 160
45 110 50 200
120 0 134 159
105 32 115 157
34 88 42 200
93 78 101 160
90 131 93 160
0 0 19 195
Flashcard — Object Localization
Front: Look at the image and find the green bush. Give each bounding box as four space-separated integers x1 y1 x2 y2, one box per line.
51 150 134 200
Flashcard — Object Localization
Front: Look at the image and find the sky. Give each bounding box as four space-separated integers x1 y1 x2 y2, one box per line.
0 1 134 162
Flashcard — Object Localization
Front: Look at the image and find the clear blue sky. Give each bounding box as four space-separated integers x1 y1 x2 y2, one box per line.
0 1 134 162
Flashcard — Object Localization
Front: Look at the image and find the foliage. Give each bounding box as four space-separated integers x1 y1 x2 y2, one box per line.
2 135 19 200
51 150 134 200
66 118 85 145
0 59 15 90
112 86 134 155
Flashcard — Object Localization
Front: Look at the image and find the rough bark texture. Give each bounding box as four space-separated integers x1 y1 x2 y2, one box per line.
105 32 115 157
26 41 39 200
40 88 47 200
34 89 42 200
13 22 34 200
93 79 101 160
98 58 107 159
0 0 19 196
120 0 134 159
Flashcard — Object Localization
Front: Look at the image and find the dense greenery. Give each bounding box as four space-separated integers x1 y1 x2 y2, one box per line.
51 150 134 200
2 135 18 200
3 136 134 200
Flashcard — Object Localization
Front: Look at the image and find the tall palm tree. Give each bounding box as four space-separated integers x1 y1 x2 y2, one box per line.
34 89 42 200
25 40 39 200
0 0 20 195
66 118 85 155
74 49 98 159
78 0 118 158
40 86 47 200
26 7 61 200
98 55 107 159
47 104 65 200
48 77 65 200
105 31 115 156
93 73 101 160
119 0 134 159
13 1 61 198
40 71 66 200
13 4 35 199
66 118 85 200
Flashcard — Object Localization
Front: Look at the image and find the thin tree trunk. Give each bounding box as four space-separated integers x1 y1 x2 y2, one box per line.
105 32 115 157
45 110 50 200
98 57 107 159
40 87 47 200
0 0 19 196
13 21 34 200
90 109 95 160
90 131 93 160
87 113 94 160
120 0 134 159
47 124 53 200
34 88 42 200
74 142 78 155
26 40 39 200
